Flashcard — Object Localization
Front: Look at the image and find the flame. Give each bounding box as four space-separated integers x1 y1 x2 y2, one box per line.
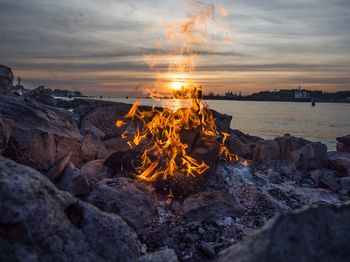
118 93 237 183
115 2 236 185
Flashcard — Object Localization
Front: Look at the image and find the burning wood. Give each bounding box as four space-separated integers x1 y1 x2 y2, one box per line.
115 93 237 196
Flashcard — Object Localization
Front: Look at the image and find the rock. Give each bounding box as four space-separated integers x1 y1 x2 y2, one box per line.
198 241 216 258
218 203 350 262
211 110 232 132
327 154 350 177
336 135 350 153
0 116 13 154
104 150 137 174
309 169 340 192
0 65 14 95
103 137 130 153
318 170 340 192
79 102 133 140
0 95 82 170
46 152 72 180
276 134 327 170
338 177 350 195
279 165 303 182
87 177 158 232
275 134 309 160
0 156 141 261
292 142 327 171
81 159 114 182
253 140 280 162
138 249 179 262
56 162 90 196
183 189 245 222
24 86 57 107
227 131 262 160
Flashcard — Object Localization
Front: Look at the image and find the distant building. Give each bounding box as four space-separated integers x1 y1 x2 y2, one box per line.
11 77 25 96
294 85 310 99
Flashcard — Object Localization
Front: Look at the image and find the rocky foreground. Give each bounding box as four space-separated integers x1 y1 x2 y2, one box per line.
1 84 350 261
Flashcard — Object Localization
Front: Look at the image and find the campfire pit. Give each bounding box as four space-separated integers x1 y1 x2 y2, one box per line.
113 91 237 198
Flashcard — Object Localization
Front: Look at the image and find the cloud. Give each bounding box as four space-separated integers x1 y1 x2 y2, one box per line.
0 0 349 95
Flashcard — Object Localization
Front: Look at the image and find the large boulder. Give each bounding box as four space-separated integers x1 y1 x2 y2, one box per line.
276 134 327 170
0 156 141 261
0 65 14 95
218 202 350 262
0 95 81 170
87 177 159 232
24 86 57 107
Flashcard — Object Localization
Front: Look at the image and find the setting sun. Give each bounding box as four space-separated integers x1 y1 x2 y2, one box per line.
170 81 184 91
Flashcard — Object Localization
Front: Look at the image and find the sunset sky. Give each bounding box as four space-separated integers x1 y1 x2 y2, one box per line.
1 0 349 96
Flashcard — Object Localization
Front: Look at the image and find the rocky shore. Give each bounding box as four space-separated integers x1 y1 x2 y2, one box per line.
1 71 350 261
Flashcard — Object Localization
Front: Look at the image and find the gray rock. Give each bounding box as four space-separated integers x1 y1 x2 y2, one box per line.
56 162 90 196
0 95 81 170
336 135 350 153
81 159 113 182
0 156 141 261
0 116 13 154
24 86 57 107
138 249 178 262
0 65 14 95
338 177 350 195
46 152 73 180
276 134 327 170
292 142 327 171
198 241 216 258
327 154 350 177
87 177 158 231
253 140 280 162
183 189 245 222
218 202 350 262
318 170 340 192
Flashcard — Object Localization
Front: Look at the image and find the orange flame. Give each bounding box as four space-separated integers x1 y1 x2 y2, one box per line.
115 2 236 184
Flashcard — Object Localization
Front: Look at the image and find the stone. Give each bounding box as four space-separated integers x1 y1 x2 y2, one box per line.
138 249 179 262
253 140 280 162
327 155 350 177
338 177 350 195
0 156 141 261
280 165 303 182
336 135 350 153
24 86 57 107
81 159 114 182
87 177 158 232
183 189 245 222
0 116 13 154
79 103 133 140
292 142 327 171
318 170 340 192
276 134 327 170
0 65 14 95
56 162 90 196
198 241 216 258
227 132 261 160
0 95 81 171
46 152 72 180
275 134 309 160
218 203 350 262
211 110 232 132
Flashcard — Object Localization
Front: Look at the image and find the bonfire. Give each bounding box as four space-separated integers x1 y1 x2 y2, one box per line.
114 2 236 196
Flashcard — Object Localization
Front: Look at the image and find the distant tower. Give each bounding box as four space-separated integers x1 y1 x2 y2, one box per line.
17 76 21 85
